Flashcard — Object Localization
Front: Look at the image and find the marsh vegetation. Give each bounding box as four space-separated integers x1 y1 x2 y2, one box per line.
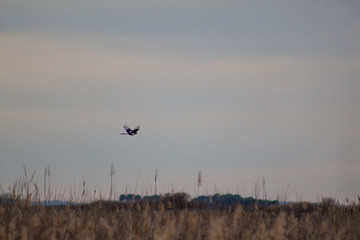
1 168 359 239
1 193 360 240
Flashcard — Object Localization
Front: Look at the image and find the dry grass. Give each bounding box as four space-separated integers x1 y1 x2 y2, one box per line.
0 199 359 240
1 168 359 239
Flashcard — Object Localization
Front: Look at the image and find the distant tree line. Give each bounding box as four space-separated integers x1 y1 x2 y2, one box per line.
192 193 278 207
0 193 16 205
119 192 278 209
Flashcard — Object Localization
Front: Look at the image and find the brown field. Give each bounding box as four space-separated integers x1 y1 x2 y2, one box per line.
0 199 359 240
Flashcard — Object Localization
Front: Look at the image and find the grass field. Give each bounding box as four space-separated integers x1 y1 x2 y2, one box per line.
1 196 359 240
1 168 359 239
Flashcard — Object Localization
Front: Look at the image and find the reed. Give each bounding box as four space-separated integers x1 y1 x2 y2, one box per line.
0 198 359 240
1 168 359 239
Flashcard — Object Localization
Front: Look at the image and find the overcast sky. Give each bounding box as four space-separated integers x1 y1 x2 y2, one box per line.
1 0 359 202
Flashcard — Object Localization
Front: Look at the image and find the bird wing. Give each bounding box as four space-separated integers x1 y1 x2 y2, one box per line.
133 126 140 131
124 125 132 133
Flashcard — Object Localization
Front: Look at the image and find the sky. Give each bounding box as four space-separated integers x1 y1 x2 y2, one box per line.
1 0 359 202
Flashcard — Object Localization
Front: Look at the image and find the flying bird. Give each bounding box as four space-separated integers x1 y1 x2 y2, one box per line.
120 125 140 136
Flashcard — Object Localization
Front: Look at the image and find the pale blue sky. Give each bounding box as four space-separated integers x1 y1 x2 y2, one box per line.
1 0 359 202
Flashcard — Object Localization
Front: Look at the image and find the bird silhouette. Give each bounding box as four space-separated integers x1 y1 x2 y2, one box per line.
120 125 140 136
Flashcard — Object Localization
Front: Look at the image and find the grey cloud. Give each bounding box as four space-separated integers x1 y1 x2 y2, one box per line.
1 1 360 57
